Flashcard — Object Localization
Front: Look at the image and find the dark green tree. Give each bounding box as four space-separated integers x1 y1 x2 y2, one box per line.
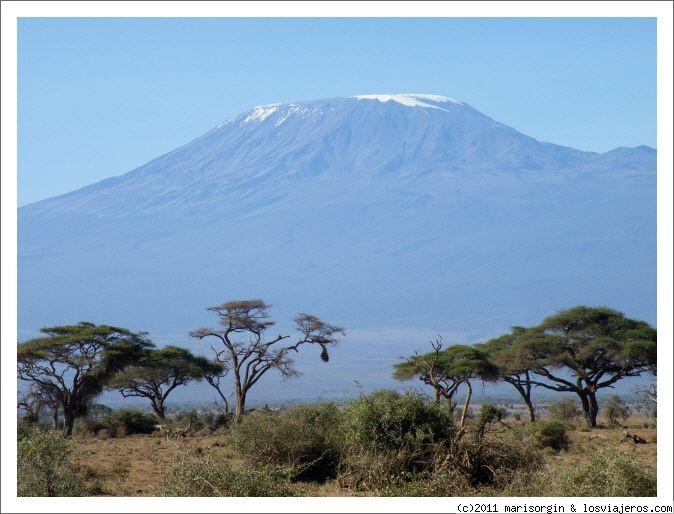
190 300 344 422
17 323 152 436
514 306 656 428
110 346 224 419
477 327 538 422
394 339 498 429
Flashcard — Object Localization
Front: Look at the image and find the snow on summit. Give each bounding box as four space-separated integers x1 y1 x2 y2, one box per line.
354 93 462 109
242 103 281 123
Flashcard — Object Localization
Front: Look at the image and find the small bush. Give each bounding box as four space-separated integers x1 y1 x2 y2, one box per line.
473 405 507 440
548 398 579 422
342 390 453 457
175 409 205 433
17 427 85 496
160 449 298 496
233 403 342 482
367 469 473 496
506 448 656 496
512 421 569 452
603 395 630 429
102 409 157 437
73 418 108 437
337 390 455 488
447 436 544 486
210 412 232 431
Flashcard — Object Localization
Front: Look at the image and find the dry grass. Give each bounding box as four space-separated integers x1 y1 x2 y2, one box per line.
69 417 657 497
73 432 239 496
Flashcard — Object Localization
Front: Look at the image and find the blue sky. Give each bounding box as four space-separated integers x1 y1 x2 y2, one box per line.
18 17 656 206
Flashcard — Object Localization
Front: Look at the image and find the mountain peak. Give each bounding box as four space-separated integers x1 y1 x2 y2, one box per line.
354 93 463 109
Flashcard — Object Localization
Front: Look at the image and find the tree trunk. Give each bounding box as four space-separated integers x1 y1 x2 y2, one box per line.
235 389 246 423
523 373 536 422
577 391 593 428
525 399 536 422
459 381 473 429
153 401 166 420
63 411 75 437
52 406 60 431
587 392 599 427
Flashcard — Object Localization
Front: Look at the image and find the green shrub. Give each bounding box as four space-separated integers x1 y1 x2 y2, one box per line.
448 436 544 487
342 390 453 456
17 427 85 496
603 395 630 429
73 418 108 437
505 448 656 496
338 390 455 486
210 412 232 431
366 469 473 496
175 409 205 433
233 403 342 482
473 404 507 440
560 448 656 496
160 449 298 496
102 409 157 437
548 398 579 422
512 421 569 452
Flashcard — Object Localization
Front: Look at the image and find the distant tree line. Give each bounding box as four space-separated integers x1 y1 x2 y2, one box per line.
17 303 655 436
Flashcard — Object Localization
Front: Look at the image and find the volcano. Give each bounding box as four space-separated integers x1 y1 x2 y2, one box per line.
18 94 656 401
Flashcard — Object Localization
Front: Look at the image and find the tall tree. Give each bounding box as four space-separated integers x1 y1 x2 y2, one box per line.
477 327 538 422
17 322 152 436
190 300 344 422
514 306 656 427
394 340 498 429
110 346 224 419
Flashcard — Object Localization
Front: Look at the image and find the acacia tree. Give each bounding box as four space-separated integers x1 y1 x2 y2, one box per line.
477 327 538 422
18 384 61 430
394 339 498 429
202 360 232 414
513 306 656 428
17 322 152 436
110 346 224 419
190 300 344 422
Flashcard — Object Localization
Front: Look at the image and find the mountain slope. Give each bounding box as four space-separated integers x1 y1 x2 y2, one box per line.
18 94 656 401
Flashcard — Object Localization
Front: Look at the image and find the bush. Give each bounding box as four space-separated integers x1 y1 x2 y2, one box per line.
603 395 630 429
342 390 453 456
366 469 473 496
339 390 455 486
512 421 569 452
505 448 656 496
102 409 157 437
548 398 579 422
233 403 342 482
569 448 656 496
73 418 108 437
473 405 507 440
17 427 85 496
160 449 298 496
175 409 205 433
210 412 232 431
448 436 544 487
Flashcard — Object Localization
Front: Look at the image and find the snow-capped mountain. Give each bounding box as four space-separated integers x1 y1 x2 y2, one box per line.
18 94 656 402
